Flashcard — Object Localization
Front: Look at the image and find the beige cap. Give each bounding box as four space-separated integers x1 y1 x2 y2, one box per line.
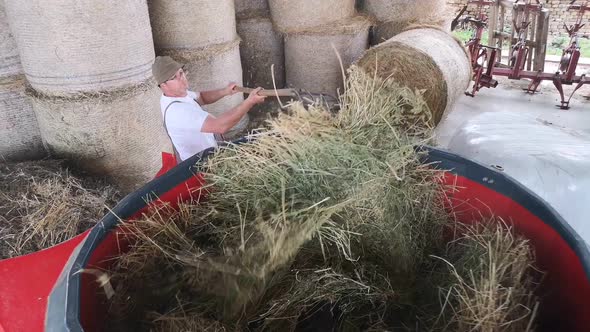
152 56 183 85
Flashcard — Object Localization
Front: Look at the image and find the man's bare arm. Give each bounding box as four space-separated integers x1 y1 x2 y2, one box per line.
197 82 238 105
201 88 265 134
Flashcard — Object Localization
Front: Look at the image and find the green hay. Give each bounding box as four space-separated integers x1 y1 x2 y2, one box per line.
106 66 540 332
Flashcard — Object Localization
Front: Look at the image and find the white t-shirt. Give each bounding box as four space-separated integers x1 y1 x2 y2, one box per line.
160 91 218 161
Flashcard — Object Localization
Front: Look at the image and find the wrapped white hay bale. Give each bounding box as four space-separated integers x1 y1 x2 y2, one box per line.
285 17 370 96
4 0 155 95
237 11 285 89
360 0 450 44
0 1 20 78
0 3 44 161
159 41 248 137
29 82 172 190
235 0 269 15
0 77 45 160
269 0 356 33
357 28 470 126
149 0 237 50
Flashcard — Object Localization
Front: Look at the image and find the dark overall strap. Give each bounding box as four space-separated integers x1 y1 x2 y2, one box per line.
163 101 182 162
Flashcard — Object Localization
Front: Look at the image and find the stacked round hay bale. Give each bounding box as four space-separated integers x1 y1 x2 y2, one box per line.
358 0 451 45
3 0 171 191
269 0 371 96
356 27 471 126
149 0 247 137
235 0 285 90
0 2 44 161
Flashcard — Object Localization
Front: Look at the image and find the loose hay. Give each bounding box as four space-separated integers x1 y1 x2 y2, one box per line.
0 160 121 259
106 67 541 331
357 28 471 127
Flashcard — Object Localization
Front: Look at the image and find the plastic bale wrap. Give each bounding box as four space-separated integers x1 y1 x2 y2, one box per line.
149 0 237 50
269 0 356 33
359 0 451 44
28 82 172 191
357 28 470 126
4 0 155 96
235 0 269 15
0 77 45 161
0 3 44 160
159 41 248 138
237 11 285 89
285 17 370 96
0 1 21 78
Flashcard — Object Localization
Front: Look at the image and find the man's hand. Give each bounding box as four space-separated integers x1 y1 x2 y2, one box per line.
245 87 266 106
224 82 238 96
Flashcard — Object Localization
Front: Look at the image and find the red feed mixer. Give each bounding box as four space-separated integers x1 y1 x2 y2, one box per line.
0 146 589 331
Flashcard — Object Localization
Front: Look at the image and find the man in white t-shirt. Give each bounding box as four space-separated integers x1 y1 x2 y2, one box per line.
151 56 265 161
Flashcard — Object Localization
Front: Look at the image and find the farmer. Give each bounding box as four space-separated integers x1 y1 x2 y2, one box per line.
152 55 266 161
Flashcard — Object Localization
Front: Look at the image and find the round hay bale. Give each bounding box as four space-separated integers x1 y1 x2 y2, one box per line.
0 2 21 78
149 0 237 50
3 0 155 96
269 0 356 33
357 28 471 126
235 0 269 15
285 17 370 96
0 76 45 161
159 41 248 138
29 82 172 190
360 0 450 44
237 12 285 89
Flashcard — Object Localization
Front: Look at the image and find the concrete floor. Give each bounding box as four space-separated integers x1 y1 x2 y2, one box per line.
436 75 590 243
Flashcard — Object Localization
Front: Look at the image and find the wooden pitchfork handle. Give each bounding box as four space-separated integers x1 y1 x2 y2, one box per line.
233 86 298 97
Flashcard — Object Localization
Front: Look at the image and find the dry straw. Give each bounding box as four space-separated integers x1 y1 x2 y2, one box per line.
431 220 542 331
0 160 120 259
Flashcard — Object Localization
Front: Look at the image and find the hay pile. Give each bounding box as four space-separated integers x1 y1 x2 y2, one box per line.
0 160 121 259
106 66 541 331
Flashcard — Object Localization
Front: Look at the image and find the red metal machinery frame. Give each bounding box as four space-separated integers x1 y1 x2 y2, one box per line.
455 0 590 109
